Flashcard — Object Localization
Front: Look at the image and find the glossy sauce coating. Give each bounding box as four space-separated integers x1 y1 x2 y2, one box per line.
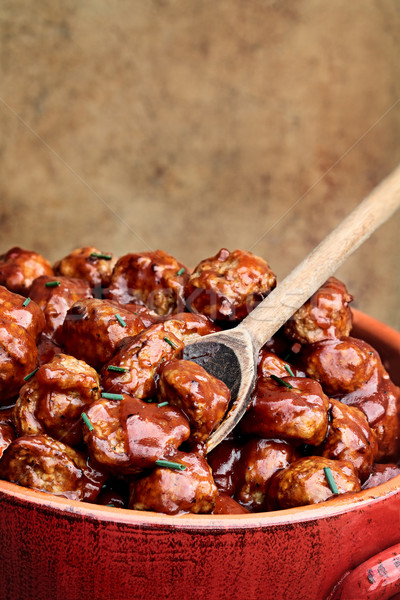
240 376 329 446
339 370 400 462
120 395 190 466
13 353 101 446
0 247 54 296
302 337 381 395
29 275 92 342
101 324 184 399
207 438 246 496
0 434 106 501
257 350 305 381
234 438 298 512
185 248 277 322
0 285 45 341
284 277 353 344
62 298 146 370
54 246 117 290
212 494 250 514
108 250 189 316
157 358 231 443
0 319 38 404
320 399 378 482
267 456 361 509
130 451 218 515
161 311 220 343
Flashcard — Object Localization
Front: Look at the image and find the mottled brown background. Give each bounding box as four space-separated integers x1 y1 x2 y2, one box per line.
0 0 399 327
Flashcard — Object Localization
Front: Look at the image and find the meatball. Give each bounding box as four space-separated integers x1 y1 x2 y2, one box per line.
207 437 245 496
83 395 190 473
302 337 382 396
0 421 15 460
320 399 378 481
267 456 361 509
108 250 189 316
157 358 231 443
362 463 400 490
0 247 53 296
185 248 276 323
101 324 183 399
284 277 353 344
257 350 305 381
339 371 400 462
0 319 38 404
120 395 190 466
0 434 106 501
130 451 218 515
14 354 101 446
62 298 146 370
28 275 92 342
212 494 250 515
54 246 117 290
234 439 298 512
161 312 220 344
240 377 329 446
0 285 45 341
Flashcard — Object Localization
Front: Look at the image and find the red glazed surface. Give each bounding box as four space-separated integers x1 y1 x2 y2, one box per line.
0 309 399 600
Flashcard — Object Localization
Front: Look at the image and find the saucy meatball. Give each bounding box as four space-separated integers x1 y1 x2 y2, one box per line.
212 494 250 514
257 350 305 381
157 358 231 443
161 312 220 344
0 285 45 341
320 399 378 481
83 395 190 473
185 248 276 322
0 319 38 404
130 451 218 515
0 247 53 296
302 337 381 396
240 376 329 446
62 298 146 370
28 275 92 342
0 434 106 501
267 456 361 509
54 246 117 290
284 277 353 344
101 324 183 399
14 354 101 446
108 250 189 316
234 438 298 512
362 463 400 490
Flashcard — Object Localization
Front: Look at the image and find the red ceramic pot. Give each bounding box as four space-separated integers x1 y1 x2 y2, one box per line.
0 309 399 600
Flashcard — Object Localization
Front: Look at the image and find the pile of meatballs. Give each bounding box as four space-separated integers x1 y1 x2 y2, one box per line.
0 245 399 515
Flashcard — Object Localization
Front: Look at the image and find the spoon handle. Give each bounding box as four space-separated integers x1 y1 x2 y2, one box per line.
239 164 400 352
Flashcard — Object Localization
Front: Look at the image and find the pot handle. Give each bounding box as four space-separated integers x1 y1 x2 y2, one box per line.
327 542 400 600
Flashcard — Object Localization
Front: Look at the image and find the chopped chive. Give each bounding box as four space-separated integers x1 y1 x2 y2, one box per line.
90 252 112 260
107 365 127 373
155 459 186 471
101 392 124 401
45 281 61 288
270 374 293 389
163 337 177 349
176 267 185 276
284 364 295 377
82 412 94 431
22 297 31 307
106 504 115 507
24 367 39 381
115 313 126 327
324 467 339 494
157 401 169 408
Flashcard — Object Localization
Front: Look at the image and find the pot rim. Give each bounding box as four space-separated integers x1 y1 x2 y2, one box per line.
1 308 399 530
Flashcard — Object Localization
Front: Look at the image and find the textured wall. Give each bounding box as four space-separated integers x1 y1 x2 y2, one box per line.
0 0 399 326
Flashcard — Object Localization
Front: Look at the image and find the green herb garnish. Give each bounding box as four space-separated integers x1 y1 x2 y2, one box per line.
176 268 185 276
22 297 31 307
90 252 112 260
270 374 293 389
157 401 169 408
155 460 186 471
101 392 124 401
284 364 295 377
82 412 94 431
115 314 126 327
163 337 177 349
324 467 339 494
45 281 61 288
107 365 127 373
23 367 39 381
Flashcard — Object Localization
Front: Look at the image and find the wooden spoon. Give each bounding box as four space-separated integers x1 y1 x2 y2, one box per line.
183 165 400 453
